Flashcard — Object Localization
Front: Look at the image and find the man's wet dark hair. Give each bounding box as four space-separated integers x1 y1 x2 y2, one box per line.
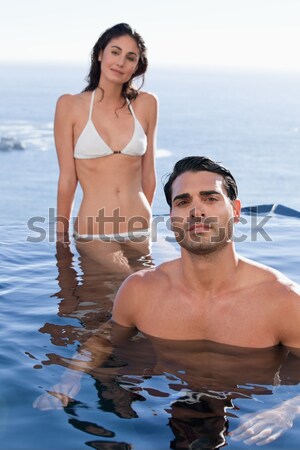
164 156 238 207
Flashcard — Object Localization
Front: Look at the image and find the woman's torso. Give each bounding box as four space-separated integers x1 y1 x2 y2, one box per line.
72 90 150 236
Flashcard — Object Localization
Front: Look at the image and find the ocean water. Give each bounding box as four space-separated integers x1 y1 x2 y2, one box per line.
0 64 300 449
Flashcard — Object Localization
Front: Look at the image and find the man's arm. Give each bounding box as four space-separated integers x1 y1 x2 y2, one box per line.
34 272 147 411
231 282 300 445
278 282 300 348
230 392 300 446
112 270 148 330
33 322 113 410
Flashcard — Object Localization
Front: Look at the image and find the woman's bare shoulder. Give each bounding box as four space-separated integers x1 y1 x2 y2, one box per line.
56 91 89 109
134 90 158 107
55 92 91 122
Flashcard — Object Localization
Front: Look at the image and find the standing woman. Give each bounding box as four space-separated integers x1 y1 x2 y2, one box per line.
55 23 158 272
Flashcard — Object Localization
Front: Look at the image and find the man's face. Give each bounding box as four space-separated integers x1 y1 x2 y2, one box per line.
170 171 240 255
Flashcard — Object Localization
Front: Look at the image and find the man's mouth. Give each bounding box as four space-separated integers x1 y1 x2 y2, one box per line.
188 221 211 232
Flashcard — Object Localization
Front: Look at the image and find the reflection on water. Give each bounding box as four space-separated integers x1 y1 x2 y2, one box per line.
1 217 300 449
59 329 300 449
41 239 153 346
33 241 300 449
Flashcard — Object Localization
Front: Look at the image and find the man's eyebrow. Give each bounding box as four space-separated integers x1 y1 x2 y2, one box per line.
199 190 222 196
172 193 191 203
111 45 138 56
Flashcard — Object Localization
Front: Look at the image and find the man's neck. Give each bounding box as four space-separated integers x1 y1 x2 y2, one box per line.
180 243 240 296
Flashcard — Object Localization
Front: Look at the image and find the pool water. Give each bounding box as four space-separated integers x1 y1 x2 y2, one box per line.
1 209 300 450
1 64 300 449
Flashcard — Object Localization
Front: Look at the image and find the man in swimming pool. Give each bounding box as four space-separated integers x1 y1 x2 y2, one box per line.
113 156 300 349
35 156 300 445
111 155 300 446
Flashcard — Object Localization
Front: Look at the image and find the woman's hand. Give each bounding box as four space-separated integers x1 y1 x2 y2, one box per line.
230 405 294 446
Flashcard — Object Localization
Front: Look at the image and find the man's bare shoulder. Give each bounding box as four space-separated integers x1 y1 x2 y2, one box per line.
241 260 300 348
121 258 180 292
112 259 180 328
114 259 180 305
240 256 300 299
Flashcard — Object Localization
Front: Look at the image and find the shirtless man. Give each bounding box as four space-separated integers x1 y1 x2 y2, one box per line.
111 155 300 446
113 155 300 348
35 156 300 446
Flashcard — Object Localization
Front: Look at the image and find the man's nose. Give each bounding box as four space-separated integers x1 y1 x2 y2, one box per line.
190 203 205 218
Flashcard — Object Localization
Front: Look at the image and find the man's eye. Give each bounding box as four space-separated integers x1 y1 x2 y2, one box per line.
177 200 187 206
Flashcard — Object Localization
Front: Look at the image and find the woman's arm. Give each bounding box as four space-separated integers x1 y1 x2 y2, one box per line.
141 93 158 206
54 95 78 241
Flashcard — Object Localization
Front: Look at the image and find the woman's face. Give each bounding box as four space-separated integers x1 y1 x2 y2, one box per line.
99 35 140 85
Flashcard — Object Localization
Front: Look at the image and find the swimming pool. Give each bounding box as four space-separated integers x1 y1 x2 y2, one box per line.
1 64 300 449
1 208 300 449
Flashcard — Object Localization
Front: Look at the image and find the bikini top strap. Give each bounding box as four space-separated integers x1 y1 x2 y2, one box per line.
126 97 136 118
89 90 96 120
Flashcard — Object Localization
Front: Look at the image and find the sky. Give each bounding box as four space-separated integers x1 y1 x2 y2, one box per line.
1 0 300 71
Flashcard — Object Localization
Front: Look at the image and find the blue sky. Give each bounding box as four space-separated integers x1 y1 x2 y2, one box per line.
2 0 300 70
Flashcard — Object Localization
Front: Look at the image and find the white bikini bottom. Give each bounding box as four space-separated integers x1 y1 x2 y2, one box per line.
73 228 151 242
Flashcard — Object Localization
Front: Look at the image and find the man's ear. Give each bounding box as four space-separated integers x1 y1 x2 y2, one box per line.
233 199 241 223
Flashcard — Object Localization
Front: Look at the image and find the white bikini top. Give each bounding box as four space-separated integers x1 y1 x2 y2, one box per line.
74 90 147 159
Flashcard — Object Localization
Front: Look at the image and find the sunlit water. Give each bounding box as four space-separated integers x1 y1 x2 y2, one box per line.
1 212 300 449
1 64 300 449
